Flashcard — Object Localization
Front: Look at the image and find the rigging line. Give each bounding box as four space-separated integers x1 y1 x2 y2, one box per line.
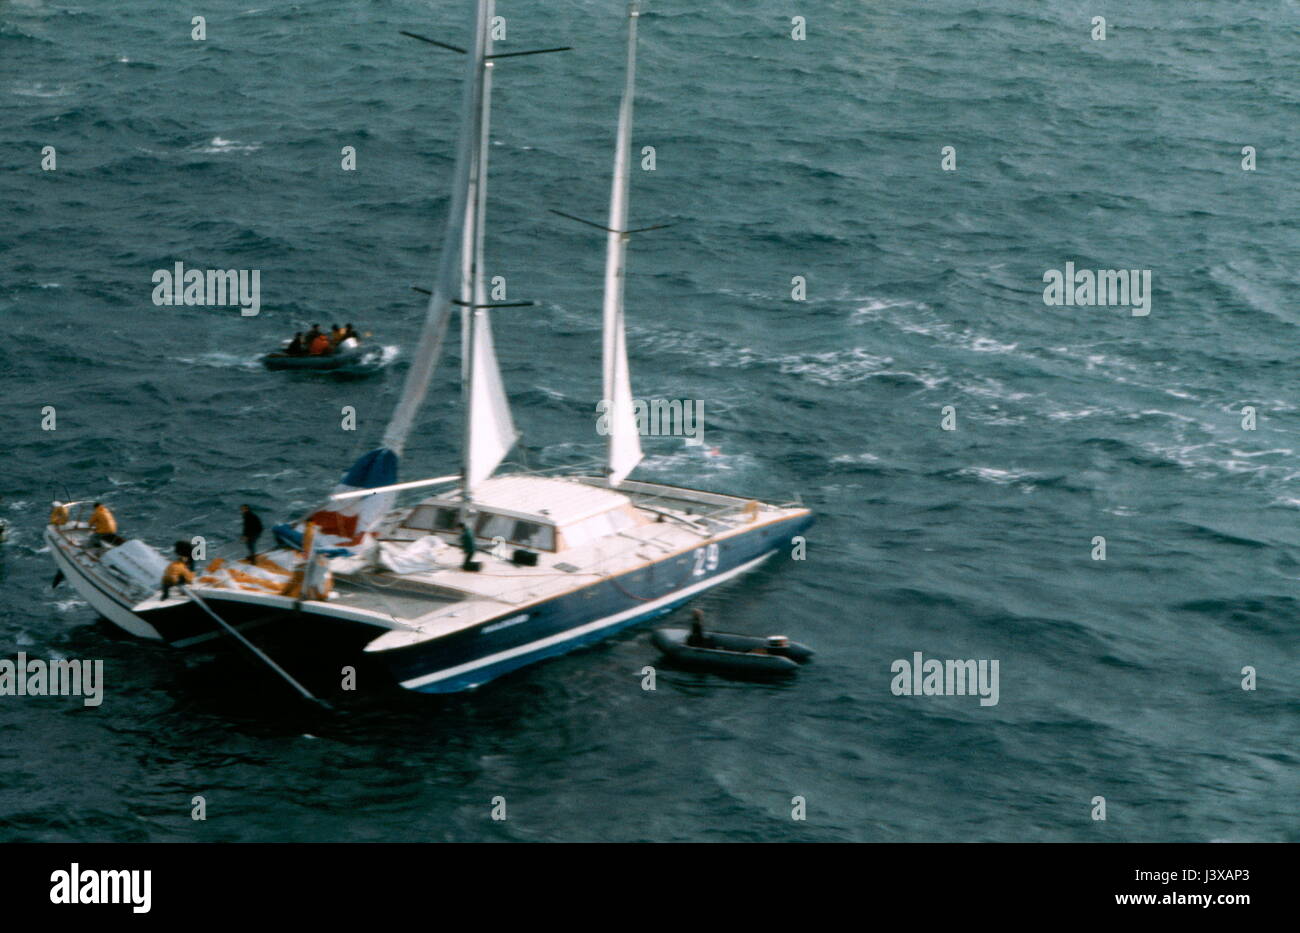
399 31 466 53
485 46 573 59
606 573 656 602
549 209 678 235
549 209 614 233
182 585 330 708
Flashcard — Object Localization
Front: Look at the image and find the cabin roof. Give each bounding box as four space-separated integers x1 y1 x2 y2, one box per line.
434 475 631 527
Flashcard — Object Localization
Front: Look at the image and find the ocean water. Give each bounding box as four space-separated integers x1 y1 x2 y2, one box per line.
1 0 1297 842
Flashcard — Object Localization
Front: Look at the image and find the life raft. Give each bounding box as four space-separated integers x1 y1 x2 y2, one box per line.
651 627 814 675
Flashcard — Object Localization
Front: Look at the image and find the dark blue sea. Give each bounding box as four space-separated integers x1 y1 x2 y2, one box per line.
1 0 1297 842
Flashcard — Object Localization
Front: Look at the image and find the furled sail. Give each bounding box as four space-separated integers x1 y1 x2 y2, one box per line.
602 2 645 487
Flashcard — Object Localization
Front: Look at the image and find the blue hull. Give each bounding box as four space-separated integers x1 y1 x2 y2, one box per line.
377 512 814 693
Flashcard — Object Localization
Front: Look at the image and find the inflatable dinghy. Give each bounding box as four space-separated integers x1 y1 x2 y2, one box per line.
262 339 380 373
651 627 814 675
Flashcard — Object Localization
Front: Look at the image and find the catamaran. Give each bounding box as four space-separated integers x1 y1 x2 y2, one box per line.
45 0 812 695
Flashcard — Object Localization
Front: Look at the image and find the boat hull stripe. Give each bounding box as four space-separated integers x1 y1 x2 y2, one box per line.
398 550 774 690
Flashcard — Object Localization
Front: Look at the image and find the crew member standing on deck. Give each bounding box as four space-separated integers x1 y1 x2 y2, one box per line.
89 502 117 546
240 505 264 561
458 520 477 571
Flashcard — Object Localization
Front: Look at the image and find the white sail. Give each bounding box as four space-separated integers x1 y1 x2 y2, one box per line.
461 0 518 497
381 0 490 457
465 315 517 490
602 1 644 487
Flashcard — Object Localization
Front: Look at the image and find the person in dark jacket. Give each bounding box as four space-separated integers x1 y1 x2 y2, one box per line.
174 539 196 572
285 332 306 356
240 505 263 561
458 521 477 571
687 608 712 648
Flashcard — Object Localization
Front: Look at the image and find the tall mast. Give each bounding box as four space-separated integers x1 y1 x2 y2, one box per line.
459 0 518 504
459 2 491 501
602 1 645 486
311 0 560 549
380 0 490 457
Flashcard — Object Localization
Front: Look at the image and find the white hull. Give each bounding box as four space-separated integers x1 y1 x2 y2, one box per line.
46 528 165 640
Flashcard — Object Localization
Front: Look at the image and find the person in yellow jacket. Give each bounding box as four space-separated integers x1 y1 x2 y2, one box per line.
161 558 194 599
89 502 117 546
49 502 70 527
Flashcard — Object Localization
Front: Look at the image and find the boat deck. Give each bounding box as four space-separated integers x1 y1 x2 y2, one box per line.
327 476 805 644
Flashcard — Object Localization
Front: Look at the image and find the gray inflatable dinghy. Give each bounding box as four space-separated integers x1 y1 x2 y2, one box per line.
263 340 381 374
652 627 814 675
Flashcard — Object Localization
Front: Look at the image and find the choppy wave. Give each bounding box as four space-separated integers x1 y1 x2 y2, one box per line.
1 0 1295 844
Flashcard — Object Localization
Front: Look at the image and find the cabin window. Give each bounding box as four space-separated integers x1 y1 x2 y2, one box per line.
468 512 556 551
404 505 458 531
404 505 437 530
512 520 554 551
474 512 515 542
433 508 458 531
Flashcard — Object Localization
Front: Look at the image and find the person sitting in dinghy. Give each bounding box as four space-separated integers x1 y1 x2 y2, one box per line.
687 609 713 648
337 323 360 351
285 332 307 356
308 330 332 355
303 323 330 355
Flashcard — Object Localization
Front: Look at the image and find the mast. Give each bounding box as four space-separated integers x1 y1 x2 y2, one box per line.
602 1 645 486
459 2 491 501
380 0 490 457
303 0 558 551
459 0 518 504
